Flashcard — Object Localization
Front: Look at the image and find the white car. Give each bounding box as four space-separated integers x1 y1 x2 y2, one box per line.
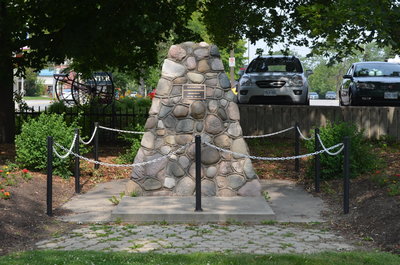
309 92 319 99
237 55 312 105
325 91 337 99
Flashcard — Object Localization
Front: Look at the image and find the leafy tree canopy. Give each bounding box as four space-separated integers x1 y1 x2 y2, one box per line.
4 0 198 76
0 0 198 142
202 0 400 63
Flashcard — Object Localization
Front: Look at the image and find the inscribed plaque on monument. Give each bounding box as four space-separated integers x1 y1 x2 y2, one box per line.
182 84 206 100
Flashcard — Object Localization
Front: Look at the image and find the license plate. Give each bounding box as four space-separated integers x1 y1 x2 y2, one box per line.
264 90 276 96
384 92 398 99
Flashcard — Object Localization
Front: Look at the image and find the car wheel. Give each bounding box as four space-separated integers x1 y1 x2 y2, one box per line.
349 92 358 106
339 93 345 106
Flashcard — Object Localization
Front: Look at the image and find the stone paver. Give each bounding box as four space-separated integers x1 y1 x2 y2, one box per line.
36 224 355 254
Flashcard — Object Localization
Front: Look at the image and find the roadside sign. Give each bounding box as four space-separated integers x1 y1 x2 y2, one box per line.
229 57 235 67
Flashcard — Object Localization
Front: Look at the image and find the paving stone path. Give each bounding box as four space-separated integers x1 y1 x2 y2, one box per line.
36 223 355 254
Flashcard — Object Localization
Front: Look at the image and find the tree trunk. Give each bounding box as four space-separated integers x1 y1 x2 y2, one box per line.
0 59 15 144
0 3 16 143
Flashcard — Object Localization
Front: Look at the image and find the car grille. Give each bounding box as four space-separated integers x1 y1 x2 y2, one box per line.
379 83 400 90
256 80 286 88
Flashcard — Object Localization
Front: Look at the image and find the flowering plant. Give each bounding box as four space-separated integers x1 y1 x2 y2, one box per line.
372 171 400 196
147 89 156 99
21 168 32 180
0 165 34 200
0 189 11 200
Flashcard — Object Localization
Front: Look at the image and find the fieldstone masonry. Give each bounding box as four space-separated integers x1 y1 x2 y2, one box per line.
126 42 261 197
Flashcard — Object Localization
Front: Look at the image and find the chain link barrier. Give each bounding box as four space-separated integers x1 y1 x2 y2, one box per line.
79 126 98 145
243 126 294 138
53 133 78 159
296 126 314 141
53 142 189 167
51 122 343 165
98 125 145 134
204 141 343 161
316 134 345 156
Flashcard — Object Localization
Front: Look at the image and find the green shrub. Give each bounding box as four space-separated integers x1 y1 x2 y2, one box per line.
15 113 88 178
116 124 145 164
304 121 380 179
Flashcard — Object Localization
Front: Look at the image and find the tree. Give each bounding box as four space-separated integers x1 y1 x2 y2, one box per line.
0 0 197 143
188 11 247 79
293 1 400 62
201 1 400 61
24 68 45 96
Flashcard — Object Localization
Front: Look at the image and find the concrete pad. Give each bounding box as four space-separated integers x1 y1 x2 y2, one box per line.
59 179 128 223
58 178 326 224
260 179 325 222
112 196 275 224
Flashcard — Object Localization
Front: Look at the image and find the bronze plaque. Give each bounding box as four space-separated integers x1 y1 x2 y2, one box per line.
182 84 206 100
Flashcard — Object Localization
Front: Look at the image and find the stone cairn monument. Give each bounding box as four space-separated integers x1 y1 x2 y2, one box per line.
126 42 261 197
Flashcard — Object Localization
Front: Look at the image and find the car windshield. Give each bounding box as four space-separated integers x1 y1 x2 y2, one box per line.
354 63 400 77
246 57 303 73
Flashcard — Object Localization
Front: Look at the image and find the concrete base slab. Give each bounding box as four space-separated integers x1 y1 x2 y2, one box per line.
112 196 275 224
260 179 326 222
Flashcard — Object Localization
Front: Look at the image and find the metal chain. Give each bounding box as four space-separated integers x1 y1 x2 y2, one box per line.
296 126 314 141
98 125 145 134
53 133 78 159
243 126 294 138
204 141 343 161
316 134 345 156
52 142 189 167
79 126 98 145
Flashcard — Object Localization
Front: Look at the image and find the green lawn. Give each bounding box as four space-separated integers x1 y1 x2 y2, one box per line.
0 251 399 265
23 96 53 100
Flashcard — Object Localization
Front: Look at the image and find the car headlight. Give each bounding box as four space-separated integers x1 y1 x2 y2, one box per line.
356 83 375 89
240 76 252 87
288 76 304 87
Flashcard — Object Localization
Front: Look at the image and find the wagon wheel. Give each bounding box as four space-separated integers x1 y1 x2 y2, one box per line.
54 73 76 106
71 73 96 106
54 71 115 108
92 72 115 106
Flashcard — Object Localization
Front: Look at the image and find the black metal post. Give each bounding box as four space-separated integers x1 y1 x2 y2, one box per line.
94 122 99 170
314 128 321 193
46 136 53 216
295 122 300 173
343 136 350 214
74 129 81 193
195 135 203 212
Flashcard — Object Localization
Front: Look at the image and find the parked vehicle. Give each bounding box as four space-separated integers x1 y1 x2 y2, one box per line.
340 62 400 106
237 66 247 78
309 92 319 99
237 55 312 104
325 91 337 99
